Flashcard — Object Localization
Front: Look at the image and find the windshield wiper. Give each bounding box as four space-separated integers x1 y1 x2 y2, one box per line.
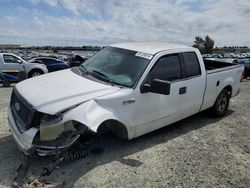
90 69 114 86
79 65 89 75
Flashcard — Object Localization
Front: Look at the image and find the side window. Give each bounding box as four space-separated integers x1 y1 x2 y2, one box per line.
37 58 48 65
149 54 182 81
183 52 201 77
35 58 45 64
3 55 20 64
39 58 57 65
47 59 58 65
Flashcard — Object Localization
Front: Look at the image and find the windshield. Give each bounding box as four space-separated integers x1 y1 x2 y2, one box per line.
79 47 151 87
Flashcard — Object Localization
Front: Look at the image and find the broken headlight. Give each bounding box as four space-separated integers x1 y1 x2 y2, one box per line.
39 118 76 141
39 114 86 141
40 114 63 125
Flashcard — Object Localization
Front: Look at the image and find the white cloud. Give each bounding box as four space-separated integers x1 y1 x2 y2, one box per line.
43 0 58 7
2 0 250 46
30 0 58 6
4 16 16 23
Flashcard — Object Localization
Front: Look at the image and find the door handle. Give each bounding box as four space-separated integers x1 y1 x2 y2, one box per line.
179 87 186 95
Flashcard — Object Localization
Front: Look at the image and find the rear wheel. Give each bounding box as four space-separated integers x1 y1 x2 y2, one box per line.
212 89 230 116
29 70 43 78
2 79 11 87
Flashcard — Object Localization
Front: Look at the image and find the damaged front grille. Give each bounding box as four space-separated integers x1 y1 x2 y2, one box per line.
10 88 42 132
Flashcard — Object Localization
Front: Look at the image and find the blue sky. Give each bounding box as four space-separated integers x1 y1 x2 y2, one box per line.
0 0 249 47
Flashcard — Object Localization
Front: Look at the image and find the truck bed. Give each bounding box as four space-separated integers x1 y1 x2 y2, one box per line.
204 60 242 74
200 59 244 111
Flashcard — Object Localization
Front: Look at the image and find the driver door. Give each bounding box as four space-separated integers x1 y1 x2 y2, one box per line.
1 54 24 80
133 53 187 137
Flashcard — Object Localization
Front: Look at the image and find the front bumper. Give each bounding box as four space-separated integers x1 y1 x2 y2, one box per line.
8 107 80 156
8 107 38 155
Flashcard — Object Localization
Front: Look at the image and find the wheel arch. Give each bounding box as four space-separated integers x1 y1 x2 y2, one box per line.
61 100 133 140
212 85 231 116
211 85 232 109
97 119 129 139
223 85 232 98
220 76 234 98
28 68 44 78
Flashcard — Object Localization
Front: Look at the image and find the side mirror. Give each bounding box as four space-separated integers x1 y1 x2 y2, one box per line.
17 59 22 64
141 79 171 95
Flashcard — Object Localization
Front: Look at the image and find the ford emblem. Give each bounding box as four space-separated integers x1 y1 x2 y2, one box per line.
15 102 21 111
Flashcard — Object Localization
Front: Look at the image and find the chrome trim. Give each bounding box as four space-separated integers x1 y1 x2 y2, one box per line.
35 134 80 156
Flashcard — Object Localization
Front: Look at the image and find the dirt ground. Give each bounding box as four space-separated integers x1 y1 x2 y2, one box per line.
0 80 249 188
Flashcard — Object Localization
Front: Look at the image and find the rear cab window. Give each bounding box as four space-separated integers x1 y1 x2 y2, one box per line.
182 52 201 78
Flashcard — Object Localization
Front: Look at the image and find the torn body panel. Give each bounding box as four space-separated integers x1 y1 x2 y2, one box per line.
62 99 135 139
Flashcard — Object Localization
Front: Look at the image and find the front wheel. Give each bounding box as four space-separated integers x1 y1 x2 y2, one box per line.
29 70 43 78
212 89 230 116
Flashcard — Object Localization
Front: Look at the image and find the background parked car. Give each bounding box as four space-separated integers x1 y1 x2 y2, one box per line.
68 54 87 67
28 57 69 72
211 54 223 58
238 59 250 78
203 53 239 64
202 54 212 58
0 53 48 86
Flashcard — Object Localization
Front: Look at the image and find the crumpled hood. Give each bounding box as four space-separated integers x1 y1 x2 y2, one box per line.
15 69 121 114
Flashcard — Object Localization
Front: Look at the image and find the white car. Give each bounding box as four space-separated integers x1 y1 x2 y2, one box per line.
202 54 212 58
0 53 48 81
8 42 244 156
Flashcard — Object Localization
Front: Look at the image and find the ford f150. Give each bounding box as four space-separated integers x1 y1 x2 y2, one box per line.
7 42 244 156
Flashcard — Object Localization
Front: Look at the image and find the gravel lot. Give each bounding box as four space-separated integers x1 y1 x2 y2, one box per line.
0 80 249 188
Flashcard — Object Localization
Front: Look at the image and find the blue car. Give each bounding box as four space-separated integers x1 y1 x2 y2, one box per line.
29 57 69 72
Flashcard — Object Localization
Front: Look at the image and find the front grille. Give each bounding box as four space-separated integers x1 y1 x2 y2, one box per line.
10 88 41 131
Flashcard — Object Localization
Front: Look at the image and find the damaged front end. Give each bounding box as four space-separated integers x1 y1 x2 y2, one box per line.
33 116 89 156
8 88 93 156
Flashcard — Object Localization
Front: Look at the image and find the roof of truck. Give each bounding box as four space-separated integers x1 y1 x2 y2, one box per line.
110 42 194 55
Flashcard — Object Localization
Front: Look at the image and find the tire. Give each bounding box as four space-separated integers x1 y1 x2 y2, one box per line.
212 89 230 117
29 70 43 78
2 79 11 87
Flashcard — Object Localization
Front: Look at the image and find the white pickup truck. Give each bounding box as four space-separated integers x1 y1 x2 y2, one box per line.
8 42 244 156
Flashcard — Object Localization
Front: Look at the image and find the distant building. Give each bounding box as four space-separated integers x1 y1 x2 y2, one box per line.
0 44 23 49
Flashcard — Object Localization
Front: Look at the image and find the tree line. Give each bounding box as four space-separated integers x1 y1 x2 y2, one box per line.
192 35 249 54
193 35 214 54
